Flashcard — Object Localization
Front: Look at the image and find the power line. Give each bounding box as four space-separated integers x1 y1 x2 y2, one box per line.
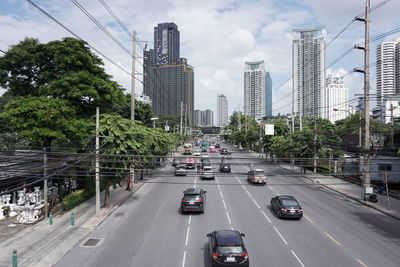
25 0 143 84
98 0 131 40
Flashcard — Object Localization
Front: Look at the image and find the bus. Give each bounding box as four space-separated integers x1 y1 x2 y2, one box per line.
183 143 193 155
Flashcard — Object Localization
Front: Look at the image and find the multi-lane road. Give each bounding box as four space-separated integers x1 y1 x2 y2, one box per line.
56 142 400 267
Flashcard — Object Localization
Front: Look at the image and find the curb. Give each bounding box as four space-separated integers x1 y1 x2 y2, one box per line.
276 163 400 221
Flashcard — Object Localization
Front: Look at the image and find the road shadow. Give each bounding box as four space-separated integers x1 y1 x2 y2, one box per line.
203 242 211 267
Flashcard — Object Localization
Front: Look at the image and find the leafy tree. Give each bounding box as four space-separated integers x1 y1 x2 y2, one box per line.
0 96 89 149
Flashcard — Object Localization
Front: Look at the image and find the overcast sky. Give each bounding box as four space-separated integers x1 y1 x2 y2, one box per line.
1 0 399 116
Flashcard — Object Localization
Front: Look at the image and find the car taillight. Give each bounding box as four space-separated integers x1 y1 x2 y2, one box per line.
196 199 203 202
181 200 187 202
240 253 249 260
212 253 221 259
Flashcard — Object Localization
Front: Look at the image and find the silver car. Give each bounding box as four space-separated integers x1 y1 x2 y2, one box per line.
201 165 215 179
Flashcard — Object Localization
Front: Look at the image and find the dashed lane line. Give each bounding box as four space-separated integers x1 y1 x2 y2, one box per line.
304 215 314 224
222 199 227 210
291 250 306 267
357 259 368 267
245 190 252 198
185 226 190 246
226 211 232 225
188 214 192 225
274 226 288 245
324 232 342 246
261 210 272 223
181 251 187 267
241 184 247 190
252 199 261 209
219 190 224 199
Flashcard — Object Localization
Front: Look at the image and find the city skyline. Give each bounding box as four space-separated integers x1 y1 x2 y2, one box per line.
1 1 400 117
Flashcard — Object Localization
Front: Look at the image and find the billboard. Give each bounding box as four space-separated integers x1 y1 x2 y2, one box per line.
265 124 274 135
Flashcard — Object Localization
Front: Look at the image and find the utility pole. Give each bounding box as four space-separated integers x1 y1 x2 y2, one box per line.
355 0 371 200
95 107 100 215
390 103 395 149
184 104 188 136
130 31 137 121
43 149 48 218
313 110 317 173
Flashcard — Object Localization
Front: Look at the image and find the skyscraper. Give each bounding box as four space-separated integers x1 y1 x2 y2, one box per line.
217 94 228 127
265 72 272 117
244 61 265 120
143 23 194 120
376 42 396 106
292 27 327 119
201 110 214 126
396 41 400 94
325 72 349 123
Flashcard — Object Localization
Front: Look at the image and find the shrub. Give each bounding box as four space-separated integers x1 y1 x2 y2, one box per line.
62 188 94 211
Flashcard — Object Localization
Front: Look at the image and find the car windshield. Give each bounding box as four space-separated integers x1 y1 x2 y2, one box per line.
183 195 201 201
217 246 243 254
281 199 300 208
254 171 264 176
203 166 212 170
176 165 186 169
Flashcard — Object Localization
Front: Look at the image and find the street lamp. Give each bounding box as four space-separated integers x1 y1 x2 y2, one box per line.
150 117 159 128
333 108 362 148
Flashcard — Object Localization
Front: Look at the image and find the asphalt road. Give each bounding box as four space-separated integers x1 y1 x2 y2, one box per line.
55 142 400 267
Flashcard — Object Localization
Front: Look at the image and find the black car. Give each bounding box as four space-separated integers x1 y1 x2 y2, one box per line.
207 230 249 267
181 188 207 213
172 158 183 166
219 162 231 172
220 148 228 155
270 195 303 219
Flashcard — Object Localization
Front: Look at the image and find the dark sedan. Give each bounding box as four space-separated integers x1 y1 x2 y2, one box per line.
219 162 231 172
270 195 303 219
207 230 249 267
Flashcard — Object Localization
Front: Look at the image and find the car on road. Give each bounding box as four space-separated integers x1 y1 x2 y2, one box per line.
270 195 303 219
201 165 215 179
247 169 267 184
193 150 201 157
219 162 231 172
207 230 249 267
181 188 207 213
185 157 196 169
174 164 187 176
220 148 228 155
172 158 183 166
210 147 217 153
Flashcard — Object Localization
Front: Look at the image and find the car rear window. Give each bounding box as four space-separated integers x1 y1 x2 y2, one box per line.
217 246 243 254
282 199 300 208
183 195 201 201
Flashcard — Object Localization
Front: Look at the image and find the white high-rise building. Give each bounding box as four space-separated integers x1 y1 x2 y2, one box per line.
217 94 228 127
325 73 349 123
395 41 400 95
292 27 327 119
376 42 396 106
244 61 265 120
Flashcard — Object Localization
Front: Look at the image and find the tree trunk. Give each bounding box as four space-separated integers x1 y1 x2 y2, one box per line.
104 179 110 208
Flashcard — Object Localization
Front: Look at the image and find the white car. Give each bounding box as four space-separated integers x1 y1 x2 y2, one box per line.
194 151 201 157
201 153 209 158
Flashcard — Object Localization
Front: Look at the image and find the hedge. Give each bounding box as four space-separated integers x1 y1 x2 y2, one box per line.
62 188 95 211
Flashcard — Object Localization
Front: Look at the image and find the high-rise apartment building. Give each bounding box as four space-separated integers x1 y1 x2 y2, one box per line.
396 41 400 94
376 42 396 106
193 110 201 126
193 109 214 126
143 22 193 120
265 72 272 117
292 27 327 119
244 61 265 120
325 72 349 123
217 94 228 127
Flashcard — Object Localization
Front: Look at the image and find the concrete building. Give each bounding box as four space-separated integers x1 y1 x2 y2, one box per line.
217 94 228 127
376 42 396 106
143 23 193 120
265 72 272 117
244 61 265 120
292 27 327 119
193 109 201 126
201 109 214 126
326 72 349 123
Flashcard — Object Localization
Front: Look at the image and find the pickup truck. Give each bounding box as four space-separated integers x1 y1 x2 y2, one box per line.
247 169 267 184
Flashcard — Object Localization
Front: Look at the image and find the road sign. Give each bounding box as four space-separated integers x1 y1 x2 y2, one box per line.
265 124 274 135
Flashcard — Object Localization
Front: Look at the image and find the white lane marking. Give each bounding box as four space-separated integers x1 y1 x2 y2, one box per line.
261 210 272 223
188 214 192 225
291 250 305 267
304 215 314 224
217 184 221 190
219 190 224 199
222 198 227 210
185 226 190 246
357 259 368 267
246 190 252 198
181 251 187 267
241 184 246 190
252 199 261 209
274 226 288 245
226 211 232 225
235 176 242 184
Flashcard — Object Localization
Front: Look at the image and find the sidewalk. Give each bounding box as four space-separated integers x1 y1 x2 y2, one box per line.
276 162 400 221
0 181 145 267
